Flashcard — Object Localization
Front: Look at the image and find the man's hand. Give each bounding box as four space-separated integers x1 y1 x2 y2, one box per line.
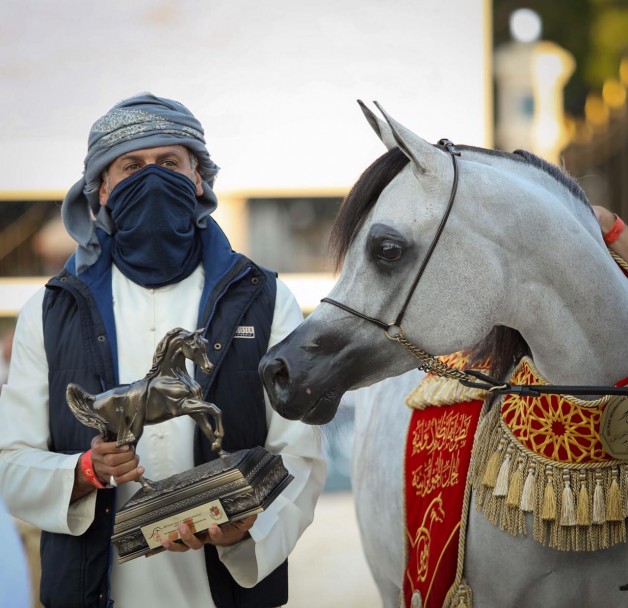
89 435 144 486
71 436 144 502
160 515 257 553
593 205 628 262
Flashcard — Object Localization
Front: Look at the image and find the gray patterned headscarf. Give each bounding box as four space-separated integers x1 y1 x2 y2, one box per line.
62 93 220 273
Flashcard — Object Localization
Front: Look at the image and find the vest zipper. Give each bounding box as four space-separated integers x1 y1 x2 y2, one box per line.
203 266 252 333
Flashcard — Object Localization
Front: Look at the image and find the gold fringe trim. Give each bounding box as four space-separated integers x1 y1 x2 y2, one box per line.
472 403 628 551
405 352 490 410
405 374 488 410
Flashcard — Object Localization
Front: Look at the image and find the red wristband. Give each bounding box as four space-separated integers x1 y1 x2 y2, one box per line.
604 214 625 245
80 449 106 489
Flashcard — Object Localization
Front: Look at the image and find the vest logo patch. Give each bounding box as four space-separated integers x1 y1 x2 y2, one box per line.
235 326 255 339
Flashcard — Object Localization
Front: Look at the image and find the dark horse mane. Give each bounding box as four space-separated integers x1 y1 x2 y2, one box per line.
328 145 592 381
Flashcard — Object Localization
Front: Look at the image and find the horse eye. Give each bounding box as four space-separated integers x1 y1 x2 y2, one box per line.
378 242 403 262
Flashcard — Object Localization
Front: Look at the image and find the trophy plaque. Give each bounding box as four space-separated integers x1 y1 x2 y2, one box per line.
66 327 293 563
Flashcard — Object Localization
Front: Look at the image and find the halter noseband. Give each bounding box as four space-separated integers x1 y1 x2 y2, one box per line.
320 140 628 399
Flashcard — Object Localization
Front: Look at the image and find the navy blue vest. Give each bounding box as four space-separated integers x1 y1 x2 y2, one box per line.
40 222 287 608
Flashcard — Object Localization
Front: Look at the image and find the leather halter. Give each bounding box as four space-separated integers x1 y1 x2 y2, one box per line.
320 140 628 399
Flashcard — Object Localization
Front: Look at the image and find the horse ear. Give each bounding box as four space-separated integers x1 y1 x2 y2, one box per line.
194 328 205 335
371 102 449 177
358 100 397 151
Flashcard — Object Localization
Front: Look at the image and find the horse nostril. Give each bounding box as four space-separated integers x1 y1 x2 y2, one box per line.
262 358 291 396
272 359 290 391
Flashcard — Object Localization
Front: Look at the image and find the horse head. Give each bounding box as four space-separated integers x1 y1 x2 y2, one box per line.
180 328 214 376
260 102 628 425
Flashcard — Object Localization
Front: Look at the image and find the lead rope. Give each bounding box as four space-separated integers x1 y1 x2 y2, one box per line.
610 249 628 273
387 328 490 384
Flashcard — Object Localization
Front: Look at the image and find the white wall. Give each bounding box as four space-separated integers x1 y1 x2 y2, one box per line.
0 0 491 196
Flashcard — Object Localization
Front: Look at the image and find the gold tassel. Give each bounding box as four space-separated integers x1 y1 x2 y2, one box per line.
577 471 591 526
541 466 556 521
507 457 524 507
560 471 576 526
593 470 605 525
606 468 623 522
519 464 536 512
493 445 513 497
482 438 505 489
445 581 472 608
456 584 472 608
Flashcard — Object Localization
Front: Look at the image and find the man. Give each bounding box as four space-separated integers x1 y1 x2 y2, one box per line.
0 93 326 608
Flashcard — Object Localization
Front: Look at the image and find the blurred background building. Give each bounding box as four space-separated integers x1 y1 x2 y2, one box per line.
493 0 628 218
0 1 627 606
0 0 493 493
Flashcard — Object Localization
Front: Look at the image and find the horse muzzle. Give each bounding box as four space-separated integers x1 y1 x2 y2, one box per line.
201 361 214 375
259 352 342 425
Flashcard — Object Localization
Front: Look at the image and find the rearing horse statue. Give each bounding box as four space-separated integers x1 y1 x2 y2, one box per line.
67 327 224 491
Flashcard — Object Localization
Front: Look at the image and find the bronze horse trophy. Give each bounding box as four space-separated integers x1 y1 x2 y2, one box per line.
66 325 293 563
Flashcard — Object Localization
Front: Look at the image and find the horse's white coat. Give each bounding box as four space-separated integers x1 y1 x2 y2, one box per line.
350 370 420 607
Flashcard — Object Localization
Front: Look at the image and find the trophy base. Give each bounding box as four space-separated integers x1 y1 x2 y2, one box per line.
111 446 293 563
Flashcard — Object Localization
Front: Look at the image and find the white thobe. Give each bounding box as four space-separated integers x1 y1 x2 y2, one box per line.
0 264 326 607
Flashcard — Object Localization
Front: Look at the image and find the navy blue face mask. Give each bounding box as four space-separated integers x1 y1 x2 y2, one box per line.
105 164 203 288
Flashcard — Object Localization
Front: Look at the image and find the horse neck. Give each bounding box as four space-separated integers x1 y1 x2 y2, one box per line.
160 345 189 376
506 236 628 387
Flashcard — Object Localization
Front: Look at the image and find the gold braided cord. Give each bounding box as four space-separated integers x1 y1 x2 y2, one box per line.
610 249 628 272
442 445 477 608
393 333 477 383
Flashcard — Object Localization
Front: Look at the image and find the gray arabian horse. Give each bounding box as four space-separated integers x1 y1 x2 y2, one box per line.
67 327 224 490
260 103 628 607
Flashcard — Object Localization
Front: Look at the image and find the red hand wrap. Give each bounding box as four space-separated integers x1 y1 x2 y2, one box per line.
80 449 106 489
604 214 625 245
